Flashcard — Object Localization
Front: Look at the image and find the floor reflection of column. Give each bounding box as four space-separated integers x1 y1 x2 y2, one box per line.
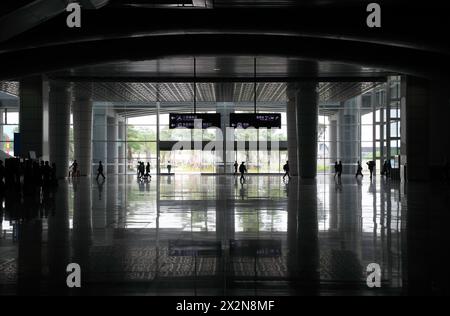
106 175 118 230
405 182 431 295
287 177 299 279
92 179 107 231
369 180 378 265
339 179 362 257
47 181 70 294
384 180 393 285
296 179 319 294
329 179 338 231
72 177 92 292
17 219 43 295
155 174 161 282
216 175 234 295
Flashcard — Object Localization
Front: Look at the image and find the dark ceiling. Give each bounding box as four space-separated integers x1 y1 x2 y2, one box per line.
0 80 378 105
50 57 391 82
1 0 450 81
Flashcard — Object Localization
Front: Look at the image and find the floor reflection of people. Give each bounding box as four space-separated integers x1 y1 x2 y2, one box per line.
97 177 105 200
239 162 247 184
368 178 376 194
239 182 246 200
356 175 363 186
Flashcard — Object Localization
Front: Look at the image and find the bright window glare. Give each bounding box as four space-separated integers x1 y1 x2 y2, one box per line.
128 115 157 125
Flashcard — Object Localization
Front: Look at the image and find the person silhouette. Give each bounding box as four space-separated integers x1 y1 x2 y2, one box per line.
145 162 151 179
334 161 339 179
96 161 105 181
355 160 364 178
167 161 172 174
239 161 247 183
338 161 343 179
234 161 238 174
282 161 291 180
367 160 375 180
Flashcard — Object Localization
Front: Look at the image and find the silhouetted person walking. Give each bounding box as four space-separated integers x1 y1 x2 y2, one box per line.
282 161 291 180
338 161 343 179
96 161 105 181
382 160 392 177
139 162 145 179
355 161 363 178
334 161 339 178
234 161 238 174
367 160 375 180
145 162 151 179
239 162 247 183
167 161 172 174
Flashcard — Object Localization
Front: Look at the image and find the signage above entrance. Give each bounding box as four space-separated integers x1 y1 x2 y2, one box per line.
169 113 221 129
230 113 281 129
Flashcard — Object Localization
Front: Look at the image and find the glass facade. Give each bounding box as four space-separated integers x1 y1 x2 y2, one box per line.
0 109 19 157
316 77 402 175
1 80 400 176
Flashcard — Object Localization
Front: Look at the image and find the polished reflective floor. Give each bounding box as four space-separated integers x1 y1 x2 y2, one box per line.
1 174 449 295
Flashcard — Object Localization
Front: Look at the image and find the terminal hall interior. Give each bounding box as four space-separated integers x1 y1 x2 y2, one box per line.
0 0 450 296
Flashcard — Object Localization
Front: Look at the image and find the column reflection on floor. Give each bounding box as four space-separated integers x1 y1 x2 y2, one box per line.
3 174 449 295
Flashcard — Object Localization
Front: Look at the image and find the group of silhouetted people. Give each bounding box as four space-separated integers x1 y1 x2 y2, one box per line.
333 160 393 181
137 161 152 181
233 160 292 183
0 158 58 196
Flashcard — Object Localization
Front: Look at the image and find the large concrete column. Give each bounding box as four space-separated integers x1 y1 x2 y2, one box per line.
401 76 430 181
117 119 126 174
72 83 93 177
107 116 118 174
337 96 361 174
215 83 235 173
286 84 298 176
19 76 44 158
329 118 338 163
93 109 107 175
428 80 450 173
296 82 318 179
49 80 71 178
401 77 450 181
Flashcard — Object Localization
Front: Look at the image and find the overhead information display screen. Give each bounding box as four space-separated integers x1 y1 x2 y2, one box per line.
229 239 282 257
230 113 281 129
169 113 221 129
168 240 222 257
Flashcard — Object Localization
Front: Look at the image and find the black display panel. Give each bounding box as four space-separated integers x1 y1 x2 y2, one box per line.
169 113 221 129
168 240 222 257
230 113 281 129
229 239 282 257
